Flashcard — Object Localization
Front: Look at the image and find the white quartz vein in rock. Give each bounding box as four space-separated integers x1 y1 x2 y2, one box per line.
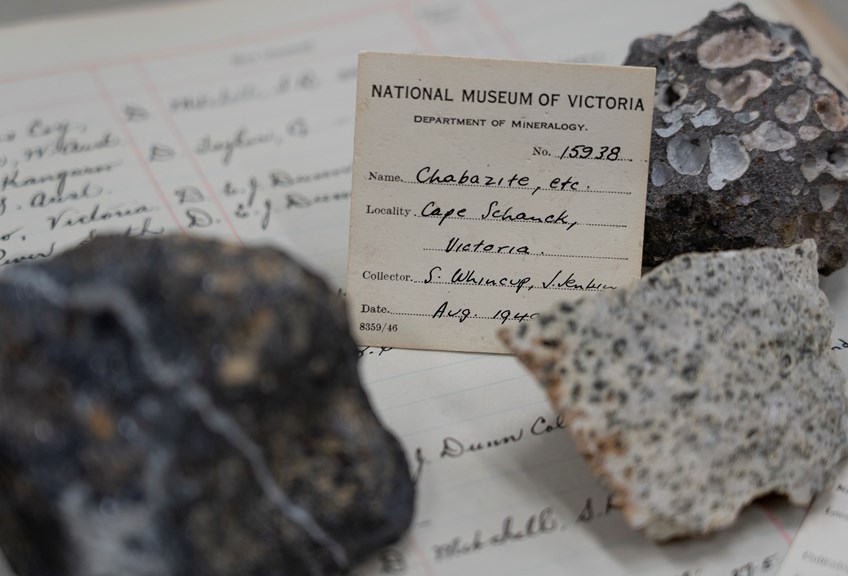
2 268 350 576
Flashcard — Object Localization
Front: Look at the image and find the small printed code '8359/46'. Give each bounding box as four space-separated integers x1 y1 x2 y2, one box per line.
359 322 399 332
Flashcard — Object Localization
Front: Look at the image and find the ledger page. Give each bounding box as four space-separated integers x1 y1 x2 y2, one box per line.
0 1 836 575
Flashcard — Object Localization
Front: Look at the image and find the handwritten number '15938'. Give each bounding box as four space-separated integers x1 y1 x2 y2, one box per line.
558 145 620 161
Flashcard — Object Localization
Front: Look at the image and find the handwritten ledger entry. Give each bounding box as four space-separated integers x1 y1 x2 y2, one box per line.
0 1 845 575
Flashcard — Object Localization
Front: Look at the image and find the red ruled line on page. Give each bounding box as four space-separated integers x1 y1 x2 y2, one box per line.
0 0 400 85
395 2 438 53
89 66 186 232
133 60 244 245
408 533 439 576
759 504 794 544
473 0 526 59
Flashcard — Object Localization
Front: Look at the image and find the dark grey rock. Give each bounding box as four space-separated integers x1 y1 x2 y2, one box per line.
0 235 414 576
500 240 848 540
625 3 848 274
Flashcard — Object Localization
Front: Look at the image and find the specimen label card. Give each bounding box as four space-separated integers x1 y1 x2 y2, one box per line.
775 462 848 576
347 52 655 352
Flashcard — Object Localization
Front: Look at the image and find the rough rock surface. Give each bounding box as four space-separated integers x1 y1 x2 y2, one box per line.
625 3 848 274
499 240 848 540
0 236 414 576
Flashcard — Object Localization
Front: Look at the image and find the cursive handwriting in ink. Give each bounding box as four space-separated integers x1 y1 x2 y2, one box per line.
195 127 276 166
416 166 530 187
444 236 529 255
432 507 560 561
420 201 466 226
47 203 157 231
531 414 567 436
1 162 122 193
0 242 56 267
30 182 103 209
269 164 351 188
481 201 578 228
541 270 616 291
440 428 524 458
285 190 350 210
450 268 532 294
432 301 470 323
23 119 119 161
411 447 430 485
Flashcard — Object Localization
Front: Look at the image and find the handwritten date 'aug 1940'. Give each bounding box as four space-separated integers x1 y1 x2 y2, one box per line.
354 269 614 329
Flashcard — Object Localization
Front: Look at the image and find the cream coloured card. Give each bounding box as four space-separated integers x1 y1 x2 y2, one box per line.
347 52 655 352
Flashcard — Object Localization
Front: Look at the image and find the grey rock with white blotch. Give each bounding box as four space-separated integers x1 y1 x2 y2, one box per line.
0 236 414 576
500 240 848 540
625 3 848 274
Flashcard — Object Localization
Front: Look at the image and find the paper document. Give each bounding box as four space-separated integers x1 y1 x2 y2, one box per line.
776 267 848 576
775 461 848 576
347 52 654 352
0 1 843 575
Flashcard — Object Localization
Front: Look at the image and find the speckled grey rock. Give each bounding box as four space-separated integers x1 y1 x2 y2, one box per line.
0 236 414 576
625 3 848 274
499 240 848 541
